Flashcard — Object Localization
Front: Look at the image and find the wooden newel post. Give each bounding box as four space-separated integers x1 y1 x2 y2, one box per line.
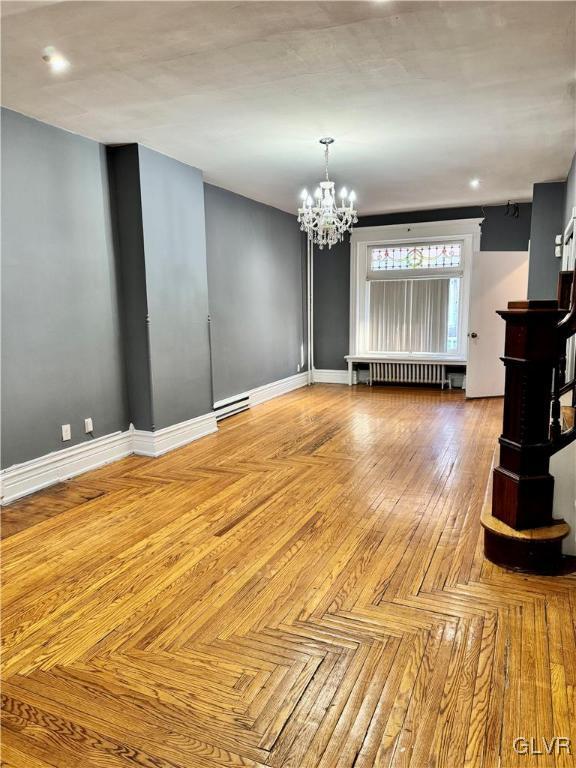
492 300 564 530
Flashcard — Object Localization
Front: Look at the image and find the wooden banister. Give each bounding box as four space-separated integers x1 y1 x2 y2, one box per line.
550 264 576 450
557 264 576 337
492 300 564 530
483 291 576 574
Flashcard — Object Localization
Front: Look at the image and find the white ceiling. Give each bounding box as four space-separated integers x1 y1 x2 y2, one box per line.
2 1 575 214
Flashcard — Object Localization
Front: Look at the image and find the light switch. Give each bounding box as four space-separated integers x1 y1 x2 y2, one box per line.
84 417 93 433
62 424 71 441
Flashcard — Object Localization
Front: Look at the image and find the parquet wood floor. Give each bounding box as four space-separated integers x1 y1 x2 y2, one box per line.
2 385 575 767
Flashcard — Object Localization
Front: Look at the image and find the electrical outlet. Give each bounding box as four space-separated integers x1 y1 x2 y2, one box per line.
84 417 94 434
61 424 71 441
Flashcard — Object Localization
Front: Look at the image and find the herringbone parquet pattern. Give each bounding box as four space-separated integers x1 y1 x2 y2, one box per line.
2 385 575 767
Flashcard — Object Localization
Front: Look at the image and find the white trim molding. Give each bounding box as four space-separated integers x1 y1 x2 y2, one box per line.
564 206 576 244
214 372 309 413
0 372 311 505
249 372 309 406
132 412 218 458
349 218 482 361
0 431 133 505
0 413 217 504
313 369 353 385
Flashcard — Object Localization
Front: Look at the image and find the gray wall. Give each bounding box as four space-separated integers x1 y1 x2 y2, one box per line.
358 204 532 251
139 147 212 428
313 239 350 371
314 203 533 369
525 151 576 301
107 144 153 430
527 182 565 300
2 111 305 468
108 144 213 430
204 184 306 403
1 108 128 468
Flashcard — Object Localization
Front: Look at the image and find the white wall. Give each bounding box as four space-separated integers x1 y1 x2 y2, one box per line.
551 442 576 555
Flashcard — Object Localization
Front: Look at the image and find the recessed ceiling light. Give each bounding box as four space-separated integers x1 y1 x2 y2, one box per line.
469 178 480 189
42 46 70 74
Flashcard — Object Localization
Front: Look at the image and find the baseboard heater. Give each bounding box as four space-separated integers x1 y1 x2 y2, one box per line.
213 395 250 421
369 361 448 388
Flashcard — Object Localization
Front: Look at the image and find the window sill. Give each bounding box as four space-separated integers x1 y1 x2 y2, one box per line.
346 353 467 364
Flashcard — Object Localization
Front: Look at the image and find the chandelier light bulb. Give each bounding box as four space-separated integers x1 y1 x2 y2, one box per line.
314 187 322 199
306 196 313 207
340 187 348 200
300 189 308 200
349 190 356 202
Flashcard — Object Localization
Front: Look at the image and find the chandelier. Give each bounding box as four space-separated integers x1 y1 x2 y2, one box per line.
297 138 358 249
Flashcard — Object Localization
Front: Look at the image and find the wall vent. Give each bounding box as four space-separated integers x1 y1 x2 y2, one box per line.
213 395 250 421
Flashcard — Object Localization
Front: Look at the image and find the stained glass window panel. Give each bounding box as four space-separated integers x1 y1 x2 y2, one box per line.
370 242 462 271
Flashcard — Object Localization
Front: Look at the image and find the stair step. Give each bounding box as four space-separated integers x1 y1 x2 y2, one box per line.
481 451 574 574
481 505 569 543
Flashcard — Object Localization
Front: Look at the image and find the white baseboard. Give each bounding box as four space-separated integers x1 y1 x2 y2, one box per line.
132 412 218 458
249 371 309 406
0 431 133 505
313 369 351 385
0 372 311 506
0 412 217 505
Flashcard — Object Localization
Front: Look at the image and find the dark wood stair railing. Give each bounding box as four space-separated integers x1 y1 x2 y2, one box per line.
482 267 576 574
551 269 576 445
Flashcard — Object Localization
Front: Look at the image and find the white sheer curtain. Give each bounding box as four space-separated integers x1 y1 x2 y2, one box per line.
369 278 450 354
410 279 449 353
369 281 409 352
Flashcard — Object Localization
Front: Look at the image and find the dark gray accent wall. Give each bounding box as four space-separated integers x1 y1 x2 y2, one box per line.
204 184 305 403
108 144 212 430
313 239 350 371
107 145 153 430
359 203 532 251
314 203 533 370
139 146 212 428
527 182 565 300
2 112 301 467
1 108 128 468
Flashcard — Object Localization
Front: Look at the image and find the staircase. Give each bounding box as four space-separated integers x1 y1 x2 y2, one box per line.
482 227 576 574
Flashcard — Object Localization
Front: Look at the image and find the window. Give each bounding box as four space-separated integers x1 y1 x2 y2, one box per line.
367 242 463 356
349 220 481 362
